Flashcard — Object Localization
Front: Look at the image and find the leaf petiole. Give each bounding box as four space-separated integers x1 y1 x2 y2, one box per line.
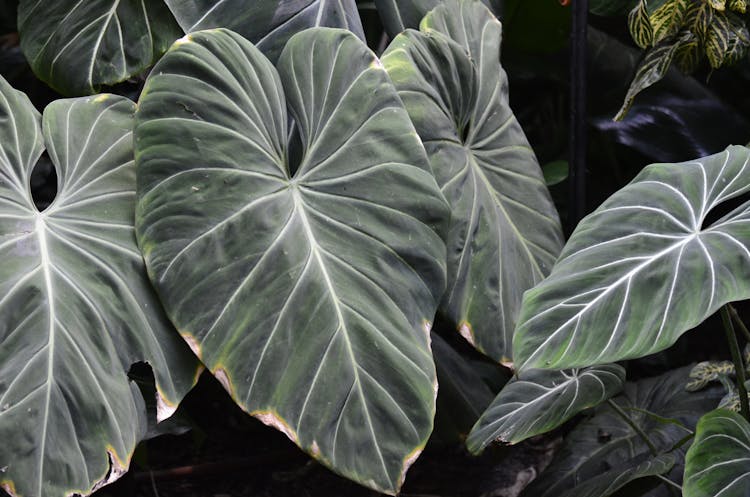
720 306 750 421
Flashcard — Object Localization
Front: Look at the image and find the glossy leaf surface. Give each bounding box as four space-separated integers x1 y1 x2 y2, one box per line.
164 0 365 62
18 0 181 95
515 146 750 371
382 0 563 363
135 28 448 495
467 364 625 452
685 409 750 497
0 80 198 497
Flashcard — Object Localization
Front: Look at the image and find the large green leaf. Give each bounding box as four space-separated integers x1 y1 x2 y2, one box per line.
17 0 182 96
522 366 723 497
466 364 625 452
0 79 199 497
373 0 500 36
684 409 750 497
514 146 750 371
135 28 448 495
382 0 563 363
163 0 365 62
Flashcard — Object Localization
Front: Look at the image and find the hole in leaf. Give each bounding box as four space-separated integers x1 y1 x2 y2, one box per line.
701 191 750 230
30 152 57 211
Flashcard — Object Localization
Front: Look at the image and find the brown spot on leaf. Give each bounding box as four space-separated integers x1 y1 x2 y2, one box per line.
458 321 476 347
1 480 17 497
213 368 234 397
252 410 298 444
182 333 202 359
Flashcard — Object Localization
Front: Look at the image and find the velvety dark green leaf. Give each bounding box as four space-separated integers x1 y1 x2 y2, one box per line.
382 0 563 363
560 453 676 497
467 365 625 452
17 0 181 96
0 79 199 497
684 409 750 497
163 0 364 63
522 367 723 497
373 0 500 37
135 28 448 495
514 146 750 371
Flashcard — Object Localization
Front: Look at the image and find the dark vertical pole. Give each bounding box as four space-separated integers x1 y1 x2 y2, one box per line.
568 0 588 235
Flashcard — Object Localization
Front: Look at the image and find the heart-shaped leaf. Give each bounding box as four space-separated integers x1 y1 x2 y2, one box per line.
684 409 750 497
467 364 625 452
164 0 365 62
0 78 199 497
514 146 750 371
561 453 677 497
135 28 448 495
523 366 723 497
382 0 563 363
18 0 182 95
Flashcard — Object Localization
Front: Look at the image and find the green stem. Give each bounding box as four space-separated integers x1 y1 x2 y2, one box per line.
729 304 750 344
721 305 750 422
607 399 659 456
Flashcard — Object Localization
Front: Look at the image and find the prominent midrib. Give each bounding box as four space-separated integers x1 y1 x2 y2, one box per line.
35 214 55 495
291 188 390 481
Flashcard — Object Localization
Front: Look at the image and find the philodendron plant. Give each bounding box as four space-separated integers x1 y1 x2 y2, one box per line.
468 145 750 496
3 0 750 496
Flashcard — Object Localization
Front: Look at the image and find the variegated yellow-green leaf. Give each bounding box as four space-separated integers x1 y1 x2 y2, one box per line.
135 28 449 495
616 31 693 121
687 360 736 391
717 381 750 412
382 0 563 363
729 0 747 13
466 365 625 452
0 78 199 497
708 0 727 11
675 33 702 72
650 0 690 43
17 0 181 96
692 2 715 43
514 146 750 371
629 0 654 48
705 11 750 68
684 409 750 497
163 0 365 63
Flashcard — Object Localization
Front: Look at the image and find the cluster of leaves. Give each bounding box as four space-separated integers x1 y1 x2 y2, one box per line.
3 0 750 497
614 0 750 118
